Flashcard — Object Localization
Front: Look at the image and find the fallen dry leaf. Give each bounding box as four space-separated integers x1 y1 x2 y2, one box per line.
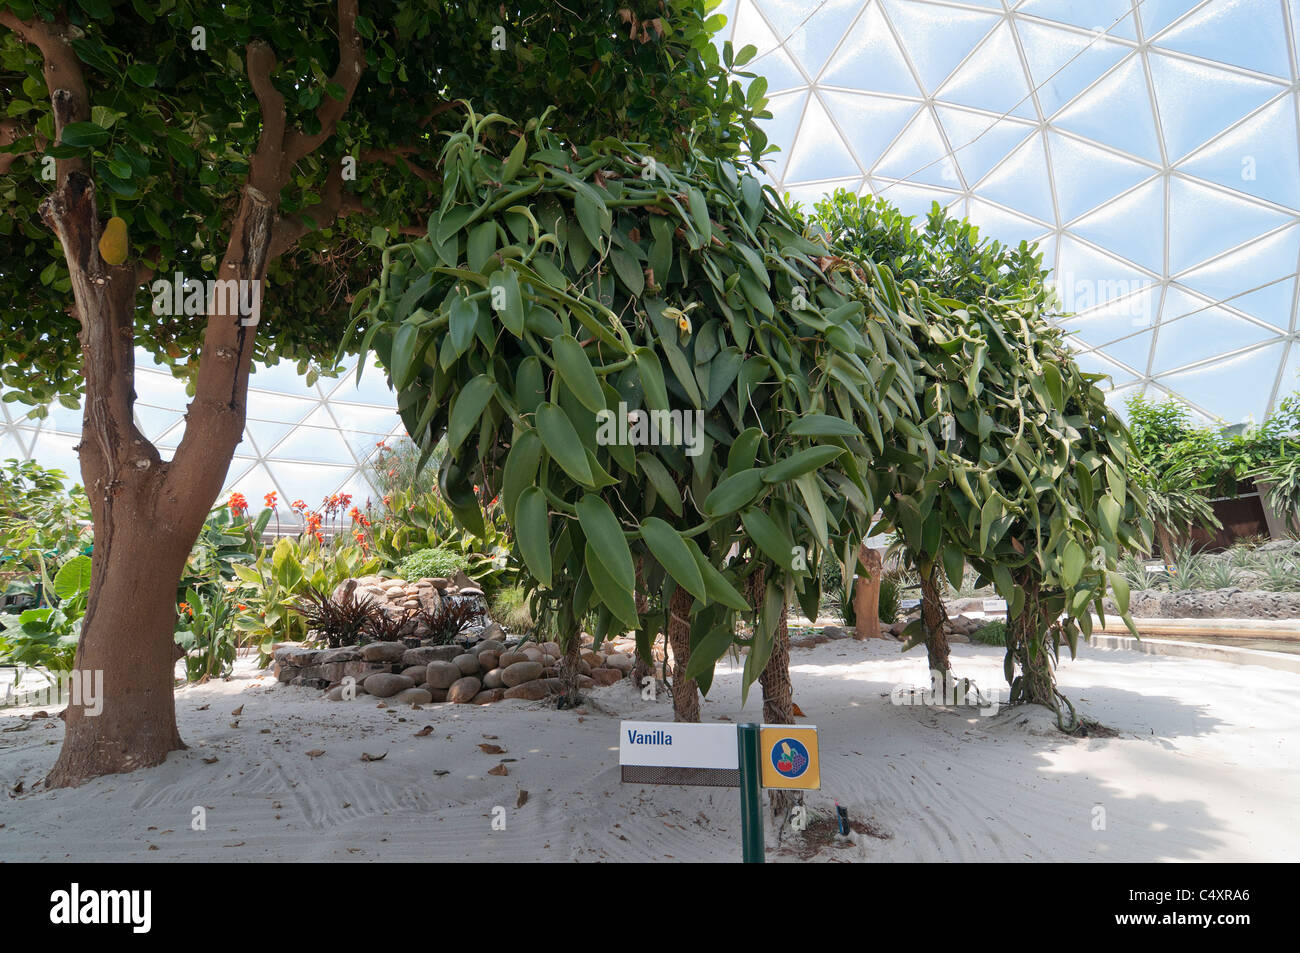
792 702 805 717
228 721 240 729
201 756 218 764
413 726 433 737
230 705 243 717
516 789 529 808
306 749 325 758
478 743 505 755
361 751 387 762
487 763 509 776
482 734 498 740
196 704 210 711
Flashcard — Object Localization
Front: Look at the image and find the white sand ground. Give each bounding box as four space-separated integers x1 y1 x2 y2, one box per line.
1 637 1297 862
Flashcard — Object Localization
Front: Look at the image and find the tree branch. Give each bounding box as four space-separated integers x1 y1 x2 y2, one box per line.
284 0 364 167
0 11 90 185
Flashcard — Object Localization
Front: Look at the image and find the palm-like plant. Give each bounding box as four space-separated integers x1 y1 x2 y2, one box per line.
1132 455 1221 564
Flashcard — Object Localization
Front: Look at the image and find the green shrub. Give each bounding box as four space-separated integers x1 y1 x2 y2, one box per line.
490 584 536 634
970 620 1006 646
878 575 901 625
397 548 469 581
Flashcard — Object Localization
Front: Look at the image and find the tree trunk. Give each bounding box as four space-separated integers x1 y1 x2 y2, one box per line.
46 521 191 785
665 585 699 722
1007 575 1055 707
853 545 882 639
753 566 799 830
557 629 583 708
918 563 950 675
631 556 655 692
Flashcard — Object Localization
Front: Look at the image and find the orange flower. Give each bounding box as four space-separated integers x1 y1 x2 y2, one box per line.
264 491 277 508
314 531 325 544
237 603 248 611
227 492 248 515
178 602 193 617
291 499 307 512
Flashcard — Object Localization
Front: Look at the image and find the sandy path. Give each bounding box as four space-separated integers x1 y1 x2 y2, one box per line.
1 638 1296 862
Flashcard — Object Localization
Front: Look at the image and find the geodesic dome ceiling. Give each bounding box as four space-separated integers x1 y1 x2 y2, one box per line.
717 0 1300 425
9 0 1300 495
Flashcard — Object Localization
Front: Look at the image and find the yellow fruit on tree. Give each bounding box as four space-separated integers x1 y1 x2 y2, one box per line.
98 216 129 265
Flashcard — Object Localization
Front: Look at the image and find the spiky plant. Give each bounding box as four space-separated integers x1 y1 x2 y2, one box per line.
290 585 375 648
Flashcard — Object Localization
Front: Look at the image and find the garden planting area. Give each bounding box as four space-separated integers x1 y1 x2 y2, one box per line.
2 3 1299 868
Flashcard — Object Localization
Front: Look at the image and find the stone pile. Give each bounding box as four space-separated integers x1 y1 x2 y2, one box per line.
273 629 642 705
881 613 986 643
331 572 485 639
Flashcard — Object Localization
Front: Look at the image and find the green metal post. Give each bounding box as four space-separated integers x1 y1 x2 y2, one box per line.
737 722 764 863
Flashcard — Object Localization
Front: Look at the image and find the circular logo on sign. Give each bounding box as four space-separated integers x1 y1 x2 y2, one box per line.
771 738 809 779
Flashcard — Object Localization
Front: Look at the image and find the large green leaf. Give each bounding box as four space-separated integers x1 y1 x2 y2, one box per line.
575 494 635 592
553 333 606 414
53 555 92 600
513 487 552 586
447 374 495 450
536 402 595 486
640 517 707 601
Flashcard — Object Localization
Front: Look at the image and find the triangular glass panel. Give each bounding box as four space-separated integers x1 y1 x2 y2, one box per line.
936 106 1035 184
935 22 1035 118
1147 51 1284 161
1175 224 1300 326
1071 177 1166 273
1156 0 1292 79
1013 18 1131 116
820 1 924 98
966 198 1052 247
758 90 809 181
975 132 1056 222
826 91 921 171
1176 94 1300 211
728 0 781 59
746 45 805 94
1053 235 1158 315
1053 55 1163 162
1016 0 1139 41
1167 175 1292 273
1069 348 1138 386
1154 342 1286 424
1048 130 1157 223
782 92 862 183
1149 286 1280 374
879 0 1001 94
873 109 962 188
781 0 868 79
869 179 961 219
1138 0 1205 37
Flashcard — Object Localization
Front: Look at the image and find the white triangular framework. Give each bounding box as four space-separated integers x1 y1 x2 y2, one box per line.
723 0 1300 426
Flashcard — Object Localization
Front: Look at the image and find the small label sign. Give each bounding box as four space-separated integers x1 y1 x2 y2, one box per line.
982 598 1008 613
759 726 820 790
619 721 739 787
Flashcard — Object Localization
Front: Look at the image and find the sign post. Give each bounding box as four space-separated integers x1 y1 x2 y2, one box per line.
620 720 820 863
736 723 764 863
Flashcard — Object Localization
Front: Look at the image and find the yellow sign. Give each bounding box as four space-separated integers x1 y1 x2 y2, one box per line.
759 725 820 790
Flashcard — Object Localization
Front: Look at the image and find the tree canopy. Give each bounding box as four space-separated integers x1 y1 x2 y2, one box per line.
1 0 771 411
